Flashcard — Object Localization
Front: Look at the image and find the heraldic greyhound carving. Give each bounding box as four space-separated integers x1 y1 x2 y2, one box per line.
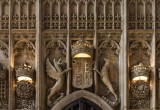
94 58 118 105
46 58 71 106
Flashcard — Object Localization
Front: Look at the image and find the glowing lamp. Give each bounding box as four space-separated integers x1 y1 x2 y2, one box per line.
131 63 150 82
17 76 32 82
74 53 91 58
15 61 34 83
71 38 93 58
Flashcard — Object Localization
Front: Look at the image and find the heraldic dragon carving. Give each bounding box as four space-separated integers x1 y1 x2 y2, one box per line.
46 58 71 107
94 58 119 106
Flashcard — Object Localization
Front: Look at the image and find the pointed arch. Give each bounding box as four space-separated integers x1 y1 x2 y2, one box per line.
51 90 114 110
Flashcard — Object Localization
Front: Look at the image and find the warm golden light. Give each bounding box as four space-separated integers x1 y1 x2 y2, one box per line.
18 76 32 82
133 76 148 82
74 53 91 58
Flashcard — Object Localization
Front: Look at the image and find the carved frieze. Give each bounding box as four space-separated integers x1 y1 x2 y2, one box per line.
98 33 121 42
42 0 121 30
128 0 153 29
11 0 36 29
43 32 67 41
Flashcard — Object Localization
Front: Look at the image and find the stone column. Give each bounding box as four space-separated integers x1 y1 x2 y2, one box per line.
67 0 71 95
9 0 15 109
150 0 156 109
0 1 2 29
120 0 129 109
35 0 45 110
93 0 98 94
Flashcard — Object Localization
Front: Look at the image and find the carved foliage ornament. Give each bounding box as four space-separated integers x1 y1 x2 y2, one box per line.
129 40 151 57
16 81 34 99
14 40 35 59
98 40 120 56
131 81 149 99
0 63 7 80
46 40 66 56
0 40 8 57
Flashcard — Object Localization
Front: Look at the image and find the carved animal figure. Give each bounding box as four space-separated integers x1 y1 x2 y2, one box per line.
94 58 118 104
46 58 71 106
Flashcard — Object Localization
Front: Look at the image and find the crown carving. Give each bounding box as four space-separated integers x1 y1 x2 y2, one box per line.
0 64 7 80
71 38 93 58
15 61 34 81
131 63 150 81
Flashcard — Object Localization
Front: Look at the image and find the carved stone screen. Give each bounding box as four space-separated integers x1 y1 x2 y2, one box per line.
0 0 159 110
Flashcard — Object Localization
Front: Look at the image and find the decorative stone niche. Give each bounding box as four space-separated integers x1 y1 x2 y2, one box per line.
129 32 152 109
13 35 36 109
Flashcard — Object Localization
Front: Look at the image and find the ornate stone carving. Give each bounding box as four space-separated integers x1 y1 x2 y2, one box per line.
15 61 34 81
16 98 35 109
129 40 151 57
71 38 93 89
11 0 36 29
98 39 120 56
0 63 8 109
131 63 150 81
131 81 149 99
15 62 35 109
46 40 66 56
14 40 35 59
94 58 119 106
71 38 93 57
42 0 121 30
72 58 93 89
0 40 8 57
130 98 150 109
129 33 151 109
0 63 7 80
16 81 34 99
43 33 67 40
46 58 71 107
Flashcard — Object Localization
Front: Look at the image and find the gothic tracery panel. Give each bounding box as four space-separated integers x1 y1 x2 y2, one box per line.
129 32 152 109
13 33 36 109
0 32 9 109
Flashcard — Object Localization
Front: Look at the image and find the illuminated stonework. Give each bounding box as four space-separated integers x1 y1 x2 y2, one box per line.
71 38 93 58
131 63 150 82
15 61 34 82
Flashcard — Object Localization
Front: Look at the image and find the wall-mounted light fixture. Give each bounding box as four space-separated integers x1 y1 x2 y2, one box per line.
71 37 94 89
15 61 34 83
71 38 93 58
131 63 151 99
131 63 150 82
15 61 34 99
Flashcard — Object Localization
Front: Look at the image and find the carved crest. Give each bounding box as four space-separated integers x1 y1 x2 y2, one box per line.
72 58 93 89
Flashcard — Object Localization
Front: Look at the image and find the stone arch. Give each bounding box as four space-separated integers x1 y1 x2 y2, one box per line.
51 90 114 110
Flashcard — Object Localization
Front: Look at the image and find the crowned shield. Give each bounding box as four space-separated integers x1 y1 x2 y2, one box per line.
72 58 93 89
